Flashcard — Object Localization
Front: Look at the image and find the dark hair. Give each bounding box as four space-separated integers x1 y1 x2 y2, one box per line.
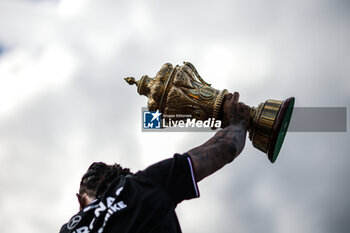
79 162 132 198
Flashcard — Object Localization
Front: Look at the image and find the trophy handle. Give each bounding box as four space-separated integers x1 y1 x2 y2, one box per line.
183 62 212 87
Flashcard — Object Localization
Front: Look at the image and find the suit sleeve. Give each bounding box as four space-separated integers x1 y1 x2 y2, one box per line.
138 153 200 204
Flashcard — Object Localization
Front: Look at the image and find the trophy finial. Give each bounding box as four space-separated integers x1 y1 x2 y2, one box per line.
125 75 154 97
125 77 138 86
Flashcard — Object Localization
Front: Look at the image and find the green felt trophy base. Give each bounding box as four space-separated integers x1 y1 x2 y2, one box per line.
249 97 295 163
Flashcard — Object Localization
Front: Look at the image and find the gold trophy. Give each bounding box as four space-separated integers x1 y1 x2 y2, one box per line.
125 62 295 163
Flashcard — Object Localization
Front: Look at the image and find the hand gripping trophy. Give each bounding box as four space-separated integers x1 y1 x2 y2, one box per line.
125 62 295 163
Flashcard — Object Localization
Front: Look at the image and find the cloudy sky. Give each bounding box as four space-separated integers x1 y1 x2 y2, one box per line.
0 0 349 232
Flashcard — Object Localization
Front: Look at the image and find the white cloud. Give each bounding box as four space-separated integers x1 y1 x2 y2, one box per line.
58 0 85 19
0 44 78 119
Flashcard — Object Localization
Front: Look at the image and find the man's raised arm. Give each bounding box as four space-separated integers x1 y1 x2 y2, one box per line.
187 92 251 182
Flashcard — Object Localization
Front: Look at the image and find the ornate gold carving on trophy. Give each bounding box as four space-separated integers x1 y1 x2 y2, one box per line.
125 62 295 163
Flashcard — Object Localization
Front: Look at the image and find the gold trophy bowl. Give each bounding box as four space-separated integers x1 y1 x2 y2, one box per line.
125 62 294 163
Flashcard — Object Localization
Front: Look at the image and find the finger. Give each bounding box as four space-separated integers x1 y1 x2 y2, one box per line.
239 102 247 107
238 102 245 110
225 93 233 102
244 107 250 115
233 92 239 103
